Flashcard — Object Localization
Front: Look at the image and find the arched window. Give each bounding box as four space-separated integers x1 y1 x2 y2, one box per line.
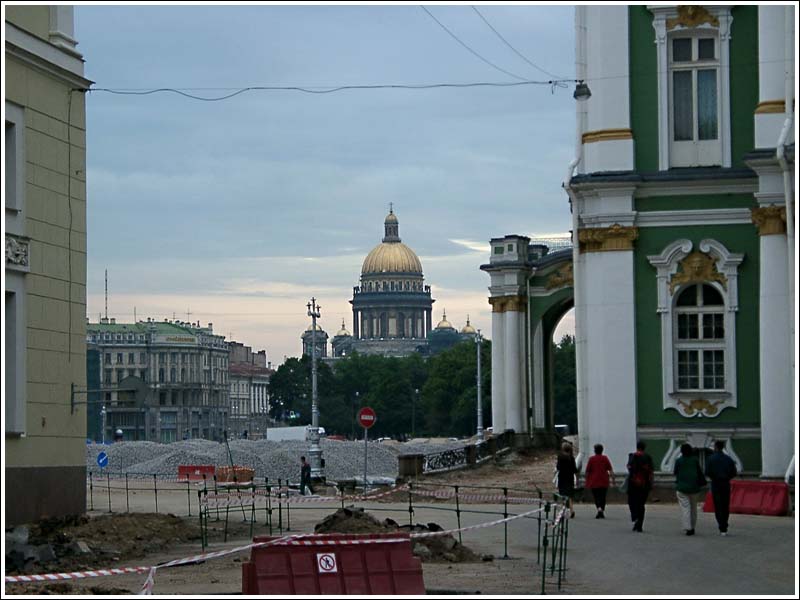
674 283 725 391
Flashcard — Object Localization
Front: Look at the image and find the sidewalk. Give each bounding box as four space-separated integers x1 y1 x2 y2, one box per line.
561 501 796 595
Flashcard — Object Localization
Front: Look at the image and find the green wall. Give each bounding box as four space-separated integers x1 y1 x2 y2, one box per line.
729 6 759 166
629 6 659 172
636 194 757 212
634 224 761 426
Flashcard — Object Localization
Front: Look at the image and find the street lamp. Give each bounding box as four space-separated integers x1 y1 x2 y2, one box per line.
352 391 360 440
101 404 107 444
475 329 484 441
307 298 324 480
413 388 419 439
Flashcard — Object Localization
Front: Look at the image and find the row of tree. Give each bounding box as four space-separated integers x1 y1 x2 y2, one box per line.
268 335 576 439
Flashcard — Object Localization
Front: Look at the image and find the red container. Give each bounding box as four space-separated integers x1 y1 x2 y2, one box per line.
703 480 790 516
177 465 216 481
242 533 425 595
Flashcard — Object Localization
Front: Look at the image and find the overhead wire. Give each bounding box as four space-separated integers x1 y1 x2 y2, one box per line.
419 6 530 81
470 6 565 81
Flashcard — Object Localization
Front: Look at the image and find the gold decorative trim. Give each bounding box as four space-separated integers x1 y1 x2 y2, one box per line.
581 128 633 144
488 297 506 313
505 296 528 313
675 397 723 417
666 6 719 30
578 224 638 253
751 205 787 236
545 263 574 290
754 100 786 115
669 251 727 294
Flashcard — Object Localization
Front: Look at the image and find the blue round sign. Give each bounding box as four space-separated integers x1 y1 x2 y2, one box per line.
97 451 109 469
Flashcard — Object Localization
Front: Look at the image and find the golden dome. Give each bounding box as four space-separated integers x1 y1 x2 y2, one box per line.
336 319 351 337
361 242 423 275
436 310 453 330
461 316 477 335
305 323 326 332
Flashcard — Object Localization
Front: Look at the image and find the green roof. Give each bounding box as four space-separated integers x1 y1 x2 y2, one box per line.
87 321 199 335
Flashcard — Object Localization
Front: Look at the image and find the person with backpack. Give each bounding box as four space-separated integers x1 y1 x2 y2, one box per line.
705 440 738 536
556 443 578 518
674 443 707 536
626 441 654 532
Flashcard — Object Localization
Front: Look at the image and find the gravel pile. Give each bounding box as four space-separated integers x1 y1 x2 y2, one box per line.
86 439 403 481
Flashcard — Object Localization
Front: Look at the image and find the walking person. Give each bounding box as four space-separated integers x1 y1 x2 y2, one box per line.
300 456 313 496
585 444 615 519
705 440 738 536
556 443 578 518
626 441 654 532
674 443 707 536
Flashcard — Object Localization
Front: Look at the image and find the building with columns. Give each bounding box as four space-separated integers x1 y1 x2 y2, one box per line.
348 209 435 357
5 5 91 524
483 5 794 479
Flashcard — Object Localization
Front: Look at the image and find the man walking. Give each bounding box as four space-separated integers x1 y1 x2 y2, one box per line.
627 441 654 532
300 456 313 496
705 440 738 536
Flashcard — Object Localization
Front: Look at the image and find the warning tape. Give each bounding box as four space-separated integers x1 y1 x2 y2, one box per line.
408 487 542 505
198 484 409 508
6 502 555 593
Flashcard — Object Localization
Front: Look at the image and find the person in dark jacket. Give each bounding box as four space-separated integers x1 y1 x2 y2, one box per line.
585 443 615 519
705 440 738 536
627 441 654 532
674 443 706 536
300 456 313 495
556 443 578 518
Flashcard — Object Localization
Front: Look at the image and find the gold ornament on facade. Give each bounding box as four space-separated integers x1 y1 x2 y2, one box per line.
488 297 506 313
676 397 722 417
669 251 727 294
488 295 527 313
578 224 638 253
751 205 787 236
545 263 574 290
666 6 719 30
754 99 786 115
581 128 633 144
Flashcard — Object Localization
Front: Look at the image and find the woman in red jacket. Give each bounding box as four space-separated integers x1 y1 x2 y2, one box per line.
584 444 615 519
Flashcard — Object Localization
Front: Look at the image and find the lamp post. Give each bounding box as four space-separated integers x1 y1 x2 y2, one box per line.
413 388 419 439
352 391 360 440
307 298 324 479
475 329 484 440
101 404 107 444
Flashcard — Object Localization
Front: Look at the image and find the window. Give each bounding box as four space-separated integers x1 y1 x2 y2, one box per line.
105 353 112 364
128 352 135 364
674 284 725 391
647 238 743 418
116 353 123 364
140 352 147 364
650 6 732 169
104 370 112 384
5 284 26 434
158 368 165 383
170 368 176 383
5 102 25 214
669 35 721 167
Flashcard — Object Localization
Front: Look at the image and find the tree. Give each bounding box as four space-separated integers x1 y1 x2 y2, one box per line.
552 334 577 433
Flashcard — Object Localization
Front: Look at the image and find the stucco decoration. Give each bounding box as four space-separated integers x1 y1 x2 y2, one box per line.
578 224 638 252
666 5 720 30
648 239 744 418
659 434 744 473
545 263 574 290
751 205 787 236
5 234 30 272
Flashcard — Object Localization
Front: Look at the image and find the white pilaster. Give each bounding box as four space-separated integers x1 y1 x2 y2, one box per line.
491 310 506 432
755 5 791 148
582 6 633 173
504 309 524 432
582 250 638 474
759 233 792 477
532 322 546 429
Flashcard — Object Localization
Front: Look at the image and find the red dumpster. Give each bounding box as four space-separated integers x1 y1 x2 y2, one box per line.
242 533 425 595
703 480 790 516
177 465 215 481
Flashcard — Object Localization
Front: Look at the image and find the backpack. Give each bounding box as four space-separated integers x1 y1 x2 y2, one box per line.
629 453 652 488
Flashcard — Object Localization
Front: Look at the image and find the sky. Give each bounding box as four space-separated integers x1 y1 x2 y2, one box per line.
78 3 577 364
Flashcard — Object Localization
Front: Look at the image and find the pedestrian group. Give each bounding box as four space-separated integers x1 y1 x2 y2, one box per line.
555 439 737 535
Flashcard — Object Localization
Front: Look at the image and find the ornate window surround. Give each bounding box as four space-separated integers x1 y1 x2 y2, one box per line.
647 239 743 417
649 5 733 170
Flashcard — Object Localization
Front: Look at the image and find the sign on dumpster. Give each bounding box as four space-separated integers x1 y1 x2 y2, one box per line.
357 407 376 429
317 553 338 574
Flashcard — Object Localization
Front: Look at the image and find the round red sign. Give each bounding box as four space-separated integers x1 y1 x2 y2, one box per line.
357 407 377 429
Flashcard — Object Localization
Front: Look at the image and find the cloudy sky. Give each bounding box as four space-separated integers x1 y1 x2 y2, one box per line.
78 4 576 363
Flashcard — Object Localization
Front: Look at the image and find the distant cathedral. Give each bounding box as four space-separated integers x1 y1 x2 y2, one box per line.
301 208 477 359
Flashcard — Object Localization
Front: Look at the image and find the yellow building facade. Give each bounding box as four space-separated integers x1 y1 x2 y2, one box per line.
5 6 91 524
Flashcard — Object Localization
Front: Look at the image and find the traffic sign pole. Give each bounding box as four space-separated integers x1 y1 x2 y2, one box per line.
356 407 376 494
364 425 368 495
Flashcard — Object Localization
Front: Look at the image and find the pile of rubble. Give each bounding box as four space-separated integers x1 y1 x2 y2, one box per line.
314 507 486 563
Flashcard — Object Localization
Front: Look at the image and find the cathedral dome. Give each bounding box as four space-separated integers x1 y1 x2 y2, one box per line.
335 320 351 337
360 208 423 276
461 316 477 335
435 310 454 330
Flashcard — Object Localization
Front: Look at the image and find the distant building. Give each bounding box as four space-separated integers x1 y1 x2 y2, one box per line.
422 311 479 356
228 341 273 439
86 319 230 442
301 324 329 358
5 5 92 525
330 320 354 357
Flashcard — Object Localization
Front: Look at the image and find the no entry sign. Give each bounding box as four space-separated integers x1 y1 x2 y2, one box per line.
357 407 376 429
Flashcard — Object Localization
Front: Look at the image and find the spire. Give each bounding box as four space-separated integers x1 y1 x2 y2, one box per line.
383 205 400 242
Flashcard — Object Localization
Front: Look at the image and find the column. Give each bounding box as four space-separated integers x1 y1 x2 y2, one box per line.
352 309 359 339
490 299 506 432
581 5 633 173
755 5 791 148
753 208 792 476
531 322 546 430
504 299 524 433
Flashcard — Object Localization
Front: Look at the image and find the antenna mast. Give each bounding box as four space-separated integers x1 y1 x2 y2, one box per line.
104 269 108 320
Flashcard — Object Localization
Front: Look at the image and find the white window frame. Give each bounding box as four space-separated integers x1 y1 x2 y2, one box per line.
647 239 743 417
668 34 722 167
673 283 727 392
650 5 733 170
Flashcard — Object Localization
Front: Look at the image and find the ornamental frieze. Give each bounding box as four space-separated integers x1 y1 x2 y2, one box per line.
545 263 574 290
578 224 638 253
668 250 728 294
673 397 725 418
5 234 30 272
751 205 787 236
666 5 719 30
488 295 527 313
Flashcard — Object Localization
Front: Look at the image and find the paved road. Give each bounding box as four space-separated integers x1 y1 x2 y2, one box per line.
561 501 795 595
